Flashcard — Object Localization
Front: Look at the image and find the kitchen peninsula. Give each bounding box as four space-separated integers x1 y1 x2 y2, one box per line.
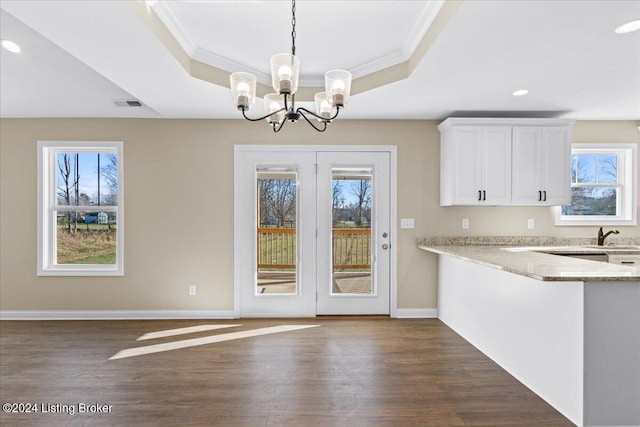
419 237 640 427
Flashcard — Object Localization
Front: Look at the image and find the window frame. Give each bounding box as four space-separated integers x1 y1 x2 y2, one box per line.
554 143 637 226
37 141 124 276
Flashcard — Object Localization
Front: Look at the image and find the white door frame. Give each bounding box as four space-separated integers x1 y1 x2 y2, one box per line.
233 145 398 318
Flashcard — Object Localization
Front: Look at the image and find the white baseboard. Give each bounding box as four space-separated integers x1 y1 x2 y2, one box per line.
395 308 439 318
1 309 439 320
0 310 236 320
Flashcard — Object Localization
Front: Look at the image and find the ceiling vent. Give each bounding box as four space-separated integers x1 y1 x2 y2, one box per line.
113 99 143 107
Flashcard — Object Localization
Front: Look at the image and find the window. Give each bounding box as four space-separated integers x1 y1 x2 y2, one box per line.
38 141 123 275
555 143 636 226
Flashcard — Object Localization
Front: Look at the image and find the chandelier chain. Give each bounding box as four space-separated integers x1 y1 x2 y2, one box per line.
291 0 296 56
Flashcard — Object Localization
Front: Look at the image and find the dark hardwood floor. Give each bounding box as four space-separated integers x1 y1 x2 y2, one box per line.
0 318 573 426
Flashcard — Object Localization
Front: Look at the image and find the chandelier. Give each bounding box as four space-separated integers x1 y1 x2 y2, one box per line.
229 0 352 133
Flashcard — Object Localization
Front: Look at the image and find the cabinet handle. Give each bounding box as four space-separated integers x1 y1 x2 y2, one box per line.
538 191 542 201
478 190 482 201
483 190 486 201
621 261 635 265
543 191 547 201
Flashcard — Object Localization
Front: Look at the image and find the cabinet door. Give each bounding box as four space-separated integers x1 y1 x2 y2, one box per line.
541 127 571 205
451 126 483 205
482 126 512 205
512 126 570 205
512 127 543 204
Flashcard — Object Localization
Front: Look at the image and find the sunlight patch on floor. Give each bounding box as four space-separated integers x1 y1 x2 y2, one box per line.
136 324 242 341
110 325 320 360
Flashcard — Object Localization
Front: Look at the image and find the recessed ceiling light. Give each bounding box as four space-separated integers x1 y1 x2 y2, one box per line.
512 89 529 97
615 19 640 34
1 39 21 53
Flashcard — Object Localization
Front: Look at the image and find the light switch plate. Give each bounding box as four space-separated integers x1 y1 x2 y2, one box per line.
527 219 535 229
400 218 415 229
462 219 469 229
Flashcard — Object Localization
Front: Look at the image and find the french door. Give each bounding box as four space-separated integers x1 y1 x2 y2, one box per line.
234 146 393 317
316 151 390 314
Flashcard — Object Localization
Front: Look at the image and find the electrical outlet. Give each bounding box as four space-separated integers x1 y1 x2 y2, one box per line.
527 219 535 229
189 285 196 296
462 218 469 229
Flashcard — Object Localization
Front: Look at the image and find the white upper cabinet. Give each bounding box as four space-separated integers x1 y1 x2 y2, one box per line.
439 118 574 207
512 126 572 205
441 125 511 205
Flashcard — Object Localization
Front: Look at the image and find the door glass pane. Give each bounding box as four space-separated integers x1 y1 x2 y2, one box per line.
256 168 298 294
331 168 373 295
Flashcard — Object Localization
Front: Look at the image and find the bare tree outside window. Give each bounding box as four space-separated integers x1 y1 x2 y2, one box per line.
57 153 80 233
350 179 372 228
259 177 297 228
100 153 118 206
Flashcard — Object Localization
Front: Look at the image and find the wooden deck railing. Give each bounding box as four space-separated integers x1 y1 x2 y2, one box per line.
257 227 297 270
332 228 371 270
257 227 371 271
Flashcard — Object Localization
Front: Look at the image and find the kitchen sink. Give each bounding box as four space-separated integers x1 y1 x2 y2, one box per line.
581 245 640 250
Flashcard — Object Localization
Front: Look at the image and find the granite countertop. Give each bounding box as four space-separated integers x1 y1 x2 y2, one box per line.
417 236 640 282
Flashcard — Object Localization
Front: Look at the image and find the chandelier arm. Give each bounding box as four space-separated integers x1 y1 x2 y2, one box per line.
297 110 328 132
296 106 341 122
272 119 288 133
241 106 287 122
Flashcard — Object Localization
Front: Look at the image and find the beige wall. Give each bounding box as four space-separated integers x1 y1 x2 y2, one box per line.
0 119 638 312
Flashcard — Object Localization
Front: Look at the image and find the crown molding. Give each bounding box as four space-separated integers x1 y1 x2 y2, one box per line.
192 47 271 85
350 50 407 81
130 0 462 100
151 1 197 57
403 0 447 57
149 0 447 87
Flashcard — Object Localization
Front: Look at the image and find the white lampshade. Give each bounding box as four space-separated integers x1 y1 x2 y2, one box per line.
230 72 256 110
270 53 300 95
314 92 332 121
264 93 285 125
325 70 352 107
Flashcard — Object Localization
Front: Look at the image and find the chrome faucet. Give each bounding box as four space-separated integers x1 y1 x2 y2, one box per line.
597 227 620 246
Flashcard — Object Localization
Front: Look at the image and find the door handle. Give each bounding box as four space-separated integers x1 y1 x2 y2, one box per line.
382 244 389 250
543 191 547 201
538 191 542 201
483 190 486 201
382 232 388 238
478 190 482 201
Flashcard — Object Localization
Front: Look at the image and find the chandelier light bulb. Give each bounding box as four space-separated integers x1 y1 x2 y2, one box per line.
332 80 345 93
320 100 331 113
325 70 351 108
278 65 293 79
278 65 293 94
269 101 281 113
237 82 250 96
230 72 256 110
331 80 345 106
